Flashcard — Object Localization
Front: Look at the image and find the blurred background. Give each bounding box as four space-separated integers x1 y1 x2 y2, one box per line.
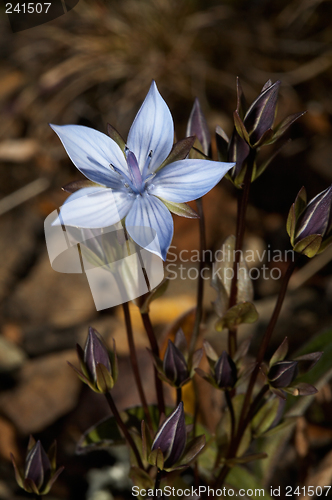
0 0 332 498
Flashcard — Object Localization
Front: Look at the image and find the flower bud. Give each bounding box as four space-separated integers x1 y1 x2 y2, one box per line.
163 340 189 387
84 326 112 382
187 97 211 156
291 185 332 256
69 327 118 393
11 437 63 495
243 80 280 145
214 351 237 389
151 402 187 468
150 329 202 388
268 361 298 389
216 78 304 188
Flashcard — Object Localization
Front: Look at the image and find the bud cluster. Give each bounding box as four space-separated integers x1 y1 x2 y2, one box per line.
216 78 305 187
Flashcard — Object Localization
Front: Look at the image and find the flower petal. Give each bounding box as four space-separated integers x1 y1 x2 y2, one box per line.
149 159 234 202
53 187 133 228
127 81 174 174
125 194 173 260
50 124 128 187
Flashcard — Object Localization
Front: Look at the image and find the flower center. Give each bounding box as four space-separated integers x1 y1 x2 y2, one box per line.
110 150 154 195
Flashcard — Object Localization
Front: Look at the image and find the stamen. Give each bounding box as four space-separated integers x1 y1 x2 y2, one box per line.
142 150 153 179
126 150 144 193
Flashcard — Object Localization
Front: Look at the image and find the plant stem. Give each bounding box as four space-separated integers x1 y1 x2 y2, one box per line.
225 390 235 443
227 149 255 357
215 255 298 488
154 469 163 494
242 384 269 431
104 391 144 469
237 255 298 433
141 312 165 415
122 302 153 434
189 197 206 359
176 387 182 406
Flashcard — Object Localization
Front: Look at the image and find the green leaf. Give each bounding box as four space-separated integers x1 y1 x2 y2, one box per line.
76 405 161 454
215 301 259 331
177 435 206 466
216 395 251 458
225 452 267 466
293 234 322 257
269 337 288 367
266 112 306 145
233 110 250 144
139 277 170 314
251 398 281 437
212 235 254 316
157 136 196 171
252 420 296 486
129 466 154 491
148 448 164 469
226 467 272 499
254 328 332 485
96 363 114 392
158 199 199 219
107 123 126 153
286 328 332 415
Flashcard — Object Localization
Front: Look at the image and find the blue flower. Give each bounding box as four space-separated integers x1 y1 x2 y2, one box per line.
50 82 233 260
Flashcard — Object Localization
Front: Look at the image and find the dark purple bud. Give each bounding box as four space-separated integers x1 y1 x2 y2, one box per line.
151 402 186 468
244 80 280 145
163 340 189 387
84 327 111 383
186 98 211 156
24 441 51 490
268 361 298 389
214 351 237 389
295 185 332 242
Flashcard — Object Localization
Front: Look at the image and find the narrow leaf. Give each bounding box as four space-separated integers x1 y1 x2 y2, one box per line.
158 198 199 219
107 123 126 152
157 136 196 171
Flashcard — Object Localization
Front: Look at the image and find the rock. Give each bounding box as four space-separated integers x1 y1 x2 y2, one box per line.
0 350 81 434
4 251 96 328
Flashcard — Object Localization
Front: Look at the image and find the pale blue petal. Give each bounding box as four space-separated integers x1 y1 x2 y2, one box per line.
53 187 133 228
125 194 173 261
50 124 127 188
149 160 234 202
127 81 174 174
